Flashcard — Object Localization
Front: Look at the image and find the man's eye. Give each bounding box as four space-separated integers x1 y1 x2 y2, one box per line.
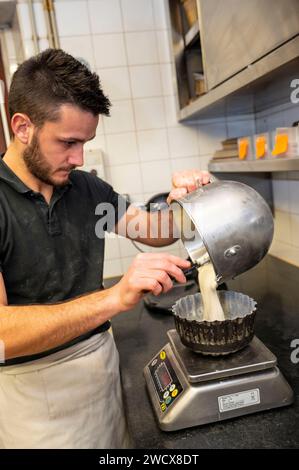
64 141 75 146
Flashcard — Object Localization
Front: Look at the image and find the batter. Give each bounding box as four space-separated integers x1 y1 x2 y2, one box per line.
198 263 226 322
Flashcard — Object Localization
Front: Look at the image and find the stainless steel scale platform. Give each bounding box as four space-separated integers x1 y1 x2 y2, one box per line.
144 330 294 431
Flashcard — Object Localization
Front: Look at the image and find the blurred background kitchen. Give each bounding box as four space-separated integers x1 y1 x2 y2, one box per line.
0 0 299 280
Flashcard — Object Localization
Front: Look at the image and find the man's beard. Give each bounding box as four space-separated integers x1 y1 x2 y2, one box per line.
23 133 74 187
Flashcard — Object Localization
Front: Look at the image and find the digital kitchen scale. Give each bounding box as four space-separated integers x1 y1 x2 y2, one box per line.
144 330 294 431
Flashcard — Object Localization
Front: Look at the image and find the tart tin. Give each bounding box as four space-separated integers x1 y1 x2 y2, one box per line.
172 291 257 356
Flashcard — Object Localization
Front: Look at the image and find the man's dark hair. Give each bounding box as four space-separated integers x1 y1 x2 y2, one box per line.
8 48 111 126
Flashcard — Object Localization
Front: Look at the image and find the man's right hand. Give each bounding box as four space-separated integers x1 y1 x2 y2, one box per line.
111 253 191 312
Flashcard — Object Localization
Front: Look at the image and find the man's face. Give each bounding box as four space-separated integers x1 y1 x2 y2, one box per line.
23 104 99 187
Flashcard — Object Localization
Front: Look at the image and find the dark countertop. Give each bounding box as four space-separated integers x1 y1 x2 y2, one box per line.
110 256 299 449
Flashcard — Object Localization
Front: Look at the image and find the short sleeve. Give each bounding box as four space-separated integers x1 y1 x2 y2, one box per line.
103 183 130 227
72 170 130 232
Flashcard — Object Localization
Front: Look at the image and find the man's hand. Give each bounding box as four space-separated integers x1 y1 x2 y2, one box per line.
111 253 191 311
167 169 212 204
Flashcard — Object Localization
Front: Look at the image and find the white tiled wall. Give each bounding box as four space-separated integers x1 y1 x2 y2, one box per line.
3 0 263 278
0 4 24 85
17 0 49 57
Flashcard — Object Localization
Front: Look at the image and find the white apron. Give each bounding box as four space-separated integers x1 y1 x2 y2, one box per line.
0 331 130 449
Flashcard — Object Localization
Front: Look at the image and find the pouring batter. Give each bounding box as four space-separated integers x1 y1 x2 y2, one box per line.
198 263 226 322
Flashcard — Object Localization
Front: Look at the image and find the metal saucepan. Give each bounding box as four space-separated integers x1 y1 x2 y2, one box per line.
171 180 274 284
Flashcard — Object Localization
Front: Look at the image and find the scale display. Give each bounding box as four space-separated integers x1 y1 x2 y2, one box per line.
155 363 172 391
148 346 183 413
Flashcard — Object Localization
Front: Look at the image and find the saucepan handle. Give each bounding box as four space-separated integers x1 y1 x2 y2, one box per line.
209 174 219 183
182 263 199 279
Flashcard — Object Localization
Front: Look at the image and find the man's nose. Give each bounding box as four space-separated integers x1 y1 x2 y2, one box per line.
68 148 84 167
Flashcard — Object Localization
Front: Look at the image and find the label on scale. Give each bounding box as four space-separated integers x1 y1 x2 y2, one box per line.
218 389 260 412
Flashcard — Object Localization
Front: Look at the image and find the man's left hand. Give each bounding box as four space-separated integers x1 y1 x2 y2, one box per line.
167 169 212 204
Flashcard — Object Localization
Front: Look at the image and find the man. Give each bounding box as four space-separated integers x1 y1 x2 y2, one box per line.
0 49 211 448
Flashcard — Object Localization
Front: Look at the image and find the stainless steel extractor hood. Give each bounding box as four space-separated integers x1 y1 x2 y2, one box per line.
0 1 16 30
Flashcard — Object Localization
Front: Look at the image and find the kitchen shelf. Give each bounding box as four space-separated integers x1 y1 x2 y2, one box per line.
178 35 299 121
184 22 199 48
169 0 204 111
208 157 299 173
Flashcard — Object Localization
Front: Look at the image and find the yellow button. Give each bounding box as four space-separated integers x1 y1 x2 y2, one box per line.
160 350 166 360
171 389 178 398
161 402 166 412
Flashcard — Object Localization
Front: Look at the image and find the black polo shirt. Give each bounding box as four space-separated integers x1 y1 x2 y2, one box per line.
0 156 129 365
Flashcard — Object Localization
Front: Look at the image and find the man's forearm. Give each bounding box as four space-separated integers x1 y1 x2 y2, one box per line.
141 209 178 247
116 205 178 247
0 287 121 360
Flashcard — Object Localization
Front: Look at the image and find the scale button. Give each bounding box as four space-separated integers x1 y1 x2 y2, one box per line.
160 350 166 360
160 402 166 412
151 359 157 366
165 397 172 405
169 384 176 392
163 391 169 399
171 389 178 398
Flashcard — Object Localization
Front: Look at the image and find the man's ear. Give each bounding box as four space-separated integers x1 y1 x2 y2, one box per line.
10 113 34 145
